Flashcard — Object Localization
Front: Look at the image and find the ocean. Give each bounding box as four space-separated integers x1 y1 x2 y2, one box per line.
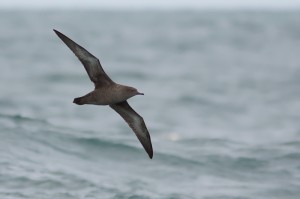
0 10 300 199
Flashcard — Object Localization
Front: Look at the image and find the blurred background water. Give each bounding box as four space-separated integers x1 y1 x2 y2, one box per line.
0 10 300 199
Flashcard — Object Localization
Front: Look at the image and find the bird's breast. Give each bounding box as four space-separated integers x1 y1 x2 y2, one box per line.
93 88 127 105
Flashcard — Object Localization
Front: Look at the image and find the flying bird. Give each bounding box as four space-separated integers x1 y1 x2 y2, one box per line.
53 29 153 159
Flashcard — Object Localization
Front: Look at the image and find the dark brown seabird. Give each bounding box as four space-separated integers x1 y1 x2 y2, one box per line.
53 29 153 159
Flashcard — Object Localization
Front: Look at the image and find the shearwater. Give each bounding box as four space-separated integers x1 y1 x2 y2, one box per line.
54 29 153 159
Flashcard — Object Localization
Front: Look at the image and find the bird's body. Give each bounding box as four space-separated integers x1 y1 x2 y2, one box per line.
74 84 140 105
54 29 153 159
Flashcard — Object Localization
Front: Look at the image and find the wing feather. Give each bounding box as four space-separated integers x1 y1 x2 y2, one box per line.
110 101 153 159
54 29 114 88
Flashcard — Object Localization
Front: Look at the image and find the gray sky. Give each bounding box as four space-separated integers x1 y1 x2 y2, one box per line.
1 0 300 9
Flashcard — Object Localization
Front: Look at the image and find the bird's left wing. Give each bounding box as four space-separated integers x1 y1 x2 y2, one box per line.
110 101 153 159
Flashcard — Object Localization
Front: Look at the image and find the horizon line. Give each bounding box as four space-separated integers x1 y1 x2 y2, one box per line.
1 6 300 11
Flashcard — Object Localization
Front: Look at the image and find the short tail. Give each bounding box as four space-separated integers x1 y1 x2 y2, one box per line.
73 97 84 105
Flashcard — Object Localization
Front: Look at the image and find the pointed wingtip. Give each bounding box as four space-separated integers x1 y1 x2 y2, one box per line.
140 140 153 159
149 153 153 159
53 29 62 37
146 145 153 159
53 29 67 40
53 29 61 38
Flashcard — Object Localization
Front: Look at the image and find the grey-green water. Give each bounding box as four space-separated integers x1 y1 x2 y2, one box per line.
0 10 300 199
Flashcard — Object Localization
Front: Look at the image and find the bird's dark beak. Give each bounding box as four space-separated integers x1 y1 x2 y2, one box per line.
137 92 144 95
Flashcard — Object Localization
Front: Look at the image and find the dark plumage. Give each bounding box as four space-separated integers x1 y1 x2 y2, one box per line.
54 29 153 159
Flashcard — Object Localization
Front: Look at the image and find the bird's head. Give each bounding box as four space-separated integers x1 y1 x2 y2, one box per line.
125 86 144 98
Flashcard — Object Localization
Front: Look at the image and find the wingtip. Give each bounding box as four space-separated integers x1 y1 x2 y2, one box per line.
149 153 153 159
53 29 61 36
147 147 153 159
139 138 153 159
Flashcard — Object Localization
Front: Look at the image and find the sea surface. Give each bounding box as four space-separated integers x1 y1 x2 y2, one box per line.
0 10 300 199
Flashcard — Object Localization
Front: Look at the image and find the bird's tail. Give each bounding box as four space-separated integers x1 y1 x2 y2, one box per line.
73 97 84 105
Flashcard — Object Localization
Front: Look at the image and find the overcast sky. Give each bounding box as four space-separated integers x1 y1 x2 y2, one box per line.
1 0 300 9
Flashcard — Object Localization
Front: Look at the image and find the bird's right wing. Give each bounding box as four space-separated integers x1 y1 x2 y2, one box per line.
110 101 153 159
54 29 114 88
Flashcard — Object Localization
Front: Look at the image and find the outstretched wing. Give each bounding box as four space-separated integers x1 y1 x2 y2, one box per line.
110 101 153 159
54 29 114 88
